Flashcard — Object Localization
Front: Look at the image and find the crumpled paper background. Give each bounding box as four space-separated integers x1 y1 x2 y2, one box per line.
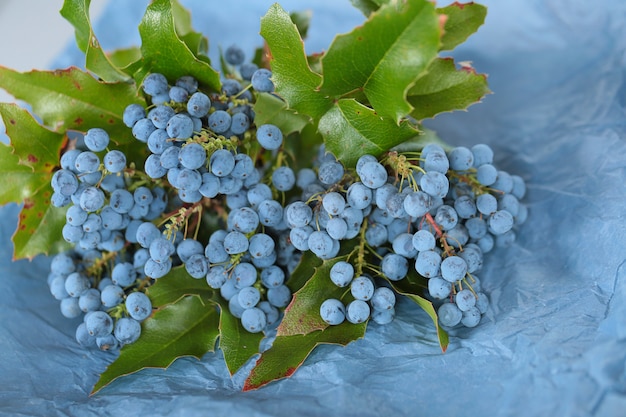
1 0 626 416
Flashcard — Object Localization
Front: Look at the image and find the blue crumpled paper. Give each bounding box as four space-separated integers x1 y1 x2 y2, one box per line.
1 0 626 416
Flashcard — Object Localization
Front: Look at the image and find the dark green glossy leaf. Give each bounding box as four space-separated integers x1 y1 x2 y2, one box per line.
171 0 209 60
407 58 490 121
60 0 130 82
319 99 419 168
92 295 220 394
137 0 220 91
252 93 310 135
146 265 215 308
260 4 332 120
320 0 441 122
180 32 210 62
437 2 487 51
0 66 144 141
277 253 347 336
244 321 366 391
218 298 264 375
0 104 69 259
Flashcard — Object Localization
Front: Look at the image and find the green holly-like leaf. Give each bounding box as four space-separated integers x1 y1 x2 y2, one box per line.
320 0 441 123
278 253 347 336
218 297 265 375
407 58 490 121
92 295 220 394
244 321 366 391
0 143 69 259
0 66 144 141
319 99 419 168
389 272 449 352
171 0 210 61
60 0 131 82
137 0 220 91
11 189 70 260
252 93 310 135
437 2 487 51
146 266 215 307
260 4 332 120
146 267 262 377
243 251 366 390
0 104 69 259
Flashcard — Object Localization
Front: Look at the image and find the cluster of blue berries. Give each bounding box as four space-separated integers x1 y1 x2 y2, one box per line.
49 125 170 349
317 143 527 328
47 43 527 350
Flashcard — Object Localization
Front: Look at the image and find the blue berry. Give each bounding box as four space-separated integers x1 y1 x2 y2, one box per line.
350 276 375 301
166 113 194 139
329 261 354 287
415 250 441 278
175 75 198 94
320 299 345 325
132 118 157 142
114 317 141 345
187 92 211 118
168 85 189 103
256 124 283 150
208 110 232 134
85 311 114 337
126 292 153 321
148 105 175 129
111 262 136 287
381 253 408 281
346 300 370 324
267 284 291 308
440 255 468 283
209 149 235 177
142 73 168 96
448 146 474 171
103 150 126 173
272 166 295 191
123 104 146 128
357 160 387 189
225 45 245 65
251 68 274 92
438 302 462 327
101 284 124 308
241 307 266 333
84 128 110 152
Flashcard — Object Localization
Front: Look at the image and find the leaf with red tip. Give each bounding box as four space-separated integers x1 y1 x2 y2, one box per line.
244 322 366 391
0 103 69 259
437 2 487 51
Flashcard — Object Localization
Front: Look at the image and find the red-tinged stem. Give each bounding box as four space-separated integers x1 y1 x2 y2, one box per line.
424 212 456 256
